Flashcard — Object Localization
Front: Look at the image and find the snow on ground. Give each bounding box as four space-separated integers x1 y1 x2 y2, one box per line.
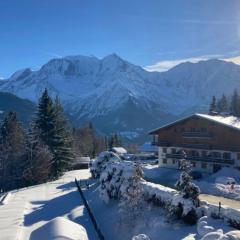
82 181 198 240
30 217 88 240
1 168 239 240
143 165 240 200
143 165 181 187
0 170 98 240
80 176 237 240
196 168 240 200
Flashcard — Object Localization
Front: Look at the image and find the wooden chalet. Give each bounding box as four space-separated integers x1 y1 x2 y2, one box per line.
149 113 240 173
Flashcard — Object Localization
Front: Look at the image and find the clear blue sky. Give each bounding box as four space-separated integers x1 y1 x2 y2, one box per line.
0 0 240 77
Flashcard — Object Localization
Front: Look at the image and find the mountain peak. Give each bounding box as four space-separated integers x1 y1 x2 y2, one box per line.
103 53 124 62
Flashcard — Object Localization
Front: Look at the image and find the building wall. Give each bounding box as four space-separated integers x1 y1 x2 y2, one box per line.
158 146 240 173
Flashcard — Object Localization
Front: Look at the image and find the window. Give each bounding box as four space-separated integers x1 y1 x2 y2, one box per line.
237 153 240 160
171 148 176 154
202 151 207 157
174 128 177 133
201 128 207 132
201 163 207 169
190 127 196 132
223 152 231 160
191 150 199 157
212 152 221 158
162 148 167 153
163 158 167 164
172 159 176 164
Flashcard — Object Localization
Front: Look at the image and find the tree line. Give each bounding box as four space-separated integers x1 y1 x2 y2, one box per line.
0 89 123 192
209 89 240 116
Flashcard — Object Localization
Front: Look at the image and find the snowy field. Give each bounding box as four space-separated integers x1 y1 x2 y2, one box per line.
143 165 240 200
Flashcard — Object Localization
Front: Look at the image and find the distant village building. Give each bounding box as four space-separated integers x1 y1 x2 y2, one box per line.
149 113 240 173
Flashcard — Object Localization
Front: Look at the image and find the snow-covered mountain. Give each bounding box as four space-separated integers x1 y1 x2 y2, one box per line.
1 54 240 139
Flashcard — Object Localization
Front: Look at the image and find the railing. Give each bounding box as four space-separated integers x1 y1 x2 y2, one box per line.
152 141 169 146
182 132 213 139
165 153 235 165
75 178 105 240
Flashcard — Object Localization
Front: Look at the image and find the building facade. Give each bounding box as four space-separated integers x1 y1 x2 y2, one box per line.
149 114 240 173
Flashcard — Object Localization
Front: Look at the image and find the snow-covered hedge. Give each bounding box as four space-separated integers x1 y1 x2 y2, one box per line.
200 200 240 230
142 180 199 224
90 151 121 178
99 160 143 203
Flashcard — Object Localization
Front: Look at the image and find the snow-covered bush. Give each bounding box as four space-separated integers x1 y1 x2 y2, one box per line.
90 151 121 178
99 160 143 203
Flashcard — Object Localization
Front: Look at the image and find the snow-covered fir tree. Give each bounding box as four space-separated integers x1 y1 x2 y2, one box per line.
174 152 200 224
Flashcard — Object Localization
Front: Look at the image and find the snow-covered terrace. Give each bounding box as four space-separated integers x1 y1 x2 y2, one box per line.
0 170 98 240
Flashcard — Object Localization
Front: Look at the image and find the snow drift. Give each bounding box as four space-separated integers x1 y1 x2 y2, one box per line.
30 217 88 240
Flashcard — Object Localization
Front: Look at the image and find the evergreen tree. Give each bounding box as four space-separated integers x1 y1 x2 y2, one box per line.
231 89 240 117
209 96 217 114
51 96 74 177
217 94 228 113
34 90 74 179
0 112 26 191
176 156 200 207
108 134 122 149
34 89 56 147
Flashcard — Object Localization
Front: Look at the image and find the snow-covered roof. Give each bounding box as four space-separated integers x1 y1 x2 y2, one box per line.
111 147 127 154
195 114 240 131
149 113 240 134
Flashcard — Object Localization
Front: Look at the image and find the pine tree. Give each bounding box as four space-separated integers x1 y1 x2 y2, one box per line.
175 157 200 207
108 134 122 149
209 96 217 114
34 90 74 179
51 96 74 177
231 89 240 117
0 112 26 191
217 94 228 113
34 89 56 147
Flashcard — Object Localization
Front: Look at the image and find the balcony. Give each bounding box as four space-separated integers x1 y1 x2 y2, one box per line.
165 153 235 165
182 132 213 139
151 140 169 146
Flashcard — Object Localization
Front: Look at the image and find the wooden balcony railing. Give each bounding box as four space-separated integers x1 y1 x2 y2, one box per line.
165 153 234 165
182 132 213 139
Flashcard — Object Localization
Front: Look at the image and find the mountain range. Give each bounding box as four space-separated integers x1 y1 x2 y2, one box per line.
1 54 240 141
